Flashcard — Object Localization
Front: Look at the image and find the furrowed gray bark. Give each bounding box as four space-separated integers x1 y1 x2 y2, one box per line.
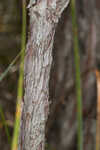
18 0 70 150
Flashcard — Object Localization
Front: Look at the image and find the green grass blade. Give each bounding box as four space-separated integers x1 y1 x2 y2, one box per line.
0 105 11 144
70 1 83 150
0 51 21 82
11 0 26 149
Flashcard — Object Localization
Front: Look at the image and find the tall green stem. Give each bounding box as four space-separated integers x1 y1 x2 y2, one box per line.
70 1 83 150
11 0 26 149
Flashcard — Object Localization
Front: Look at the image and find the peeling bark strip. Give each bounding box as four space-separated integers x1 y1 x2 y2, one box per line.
19 0 70 150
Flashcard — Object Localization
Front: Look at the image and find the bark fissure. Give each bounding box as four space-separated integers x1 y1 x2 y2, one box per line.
19 0 70 150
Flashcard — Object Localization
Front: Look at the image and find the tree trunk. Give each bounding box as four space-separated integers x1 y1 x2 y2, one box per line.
18 1 69 150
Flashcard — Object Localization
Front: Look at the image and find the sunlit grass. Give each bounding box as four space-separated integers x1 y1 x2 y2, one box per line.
11 0 26 149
